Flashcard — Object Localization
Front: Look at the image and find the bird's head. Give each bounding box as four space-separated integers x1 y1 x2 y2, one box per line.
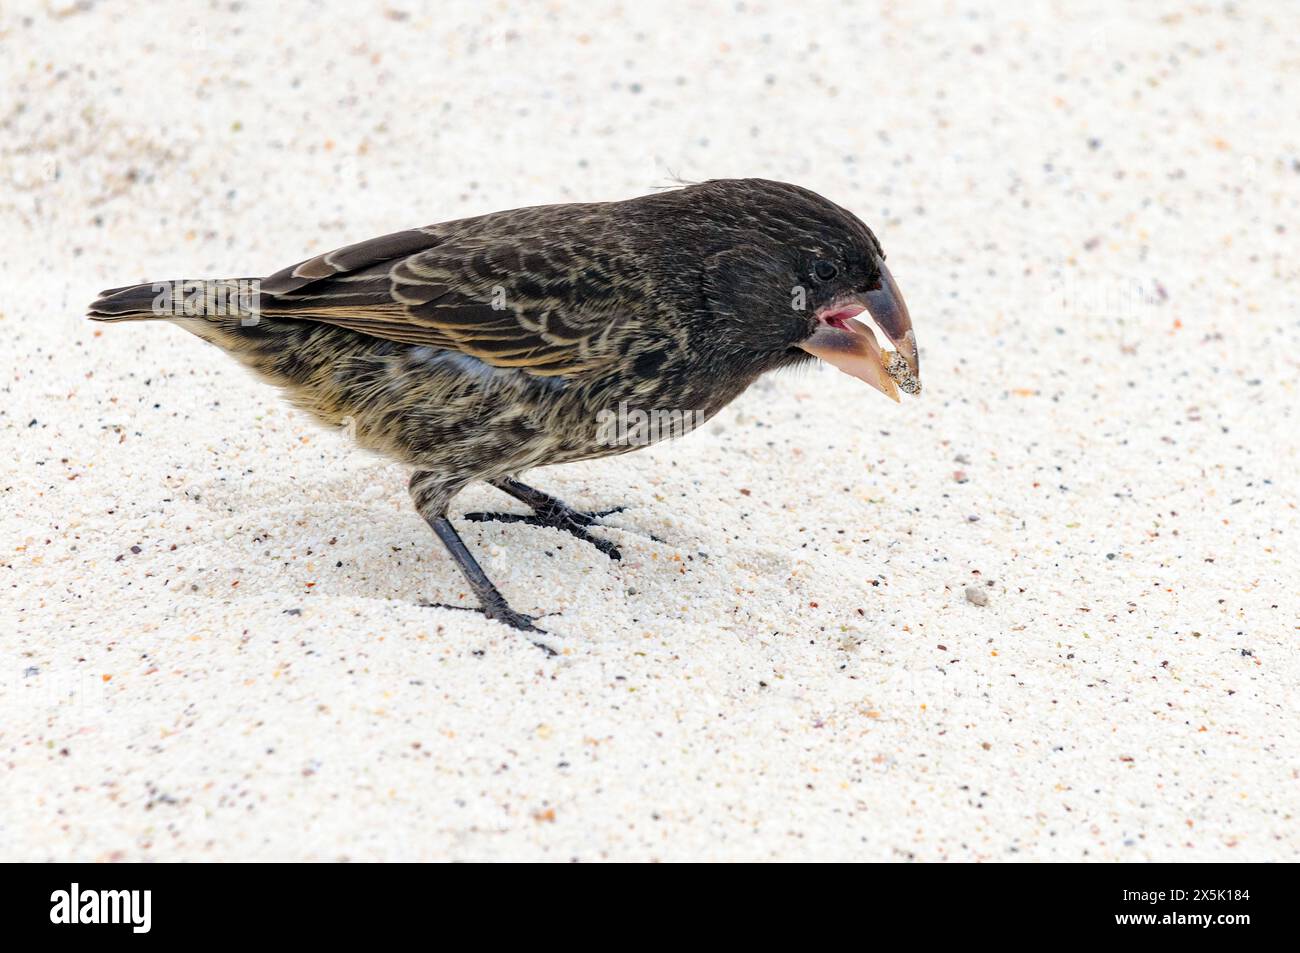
679 179 920 401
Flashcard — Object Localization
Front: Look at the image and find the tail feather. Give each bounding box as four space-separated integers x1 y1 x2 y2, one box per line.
88 282 163 320
87 279 262 322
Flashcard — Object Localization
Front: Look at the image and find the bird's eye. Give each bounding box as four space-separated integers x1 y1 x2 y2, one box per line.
812 259 838 281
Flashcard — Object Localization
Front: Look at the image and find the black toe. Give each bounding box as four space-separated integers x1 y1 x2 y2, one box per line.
422 601 557 655
462 507 623 559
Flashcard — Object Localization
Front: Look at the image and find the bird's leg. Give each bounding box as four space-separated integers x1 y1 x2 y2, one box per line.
490 477 625 526
462 477 626 560
410 471 556 655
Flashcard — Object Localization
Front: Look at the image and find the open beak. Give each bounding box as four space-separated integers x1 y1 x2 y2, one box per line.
796 260 920 402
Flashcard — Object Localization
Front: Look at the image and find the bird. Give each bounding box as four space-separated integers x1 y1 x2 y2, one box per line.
88 178 920 652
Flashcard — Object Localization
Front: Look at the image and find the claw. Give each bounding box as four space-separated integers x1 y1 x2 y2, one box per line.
421 601 559 655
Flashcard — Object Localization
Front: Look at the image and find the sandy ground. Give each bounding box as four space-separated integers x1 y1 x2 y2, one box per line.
3 1 1297 862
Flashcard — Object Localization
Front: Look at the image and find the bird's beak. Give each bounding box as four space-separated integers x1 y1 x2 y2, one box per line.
797 260 920 402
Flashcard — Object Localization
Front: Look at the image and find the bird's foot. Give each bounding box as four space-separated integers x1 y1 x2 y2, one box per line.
421 601 558 655
551 504 627 527
463 505 629 560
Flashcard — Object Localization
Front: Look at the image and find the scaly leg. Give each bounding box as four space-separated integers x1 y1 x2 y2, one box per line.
411 470 556 655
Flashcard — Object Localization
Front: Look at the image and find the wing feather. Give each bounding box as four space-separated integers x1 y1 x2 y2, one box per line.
256 209 641 377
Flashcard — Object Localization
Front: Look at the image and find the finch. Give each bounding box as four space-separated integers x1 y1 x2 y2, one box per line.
88 178 920 651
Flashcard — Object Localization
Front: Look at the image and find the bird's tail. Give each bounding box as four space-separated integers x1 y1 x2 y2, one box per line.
88 278 264 323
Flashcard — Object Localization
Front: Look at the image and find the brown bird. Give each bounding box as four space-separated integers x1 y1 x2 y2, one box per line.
88 178 920 652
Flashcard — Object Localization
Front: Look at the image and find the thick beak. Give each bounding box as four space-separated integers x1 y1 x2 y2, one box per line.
865 261 919 380
797 259 920 402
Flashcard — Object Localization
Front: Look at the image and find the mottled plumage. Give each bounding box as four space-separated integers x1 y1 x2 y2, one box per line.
88 178 920 650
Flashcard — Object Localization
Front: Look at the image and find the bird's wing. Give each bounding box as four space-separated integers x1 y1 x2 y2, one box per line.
258 213 642 377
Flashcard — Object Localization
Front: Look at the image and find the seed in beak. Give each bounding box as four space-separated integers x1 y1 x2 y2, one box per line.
883 340 922 395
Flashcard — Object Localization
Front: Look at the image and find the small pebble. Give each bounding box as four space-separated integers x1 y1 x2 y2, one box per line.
965 587 989 607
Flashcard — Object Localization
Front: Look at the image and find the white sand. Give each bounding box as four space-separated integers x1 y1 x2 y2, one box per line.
3 1 1297 861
